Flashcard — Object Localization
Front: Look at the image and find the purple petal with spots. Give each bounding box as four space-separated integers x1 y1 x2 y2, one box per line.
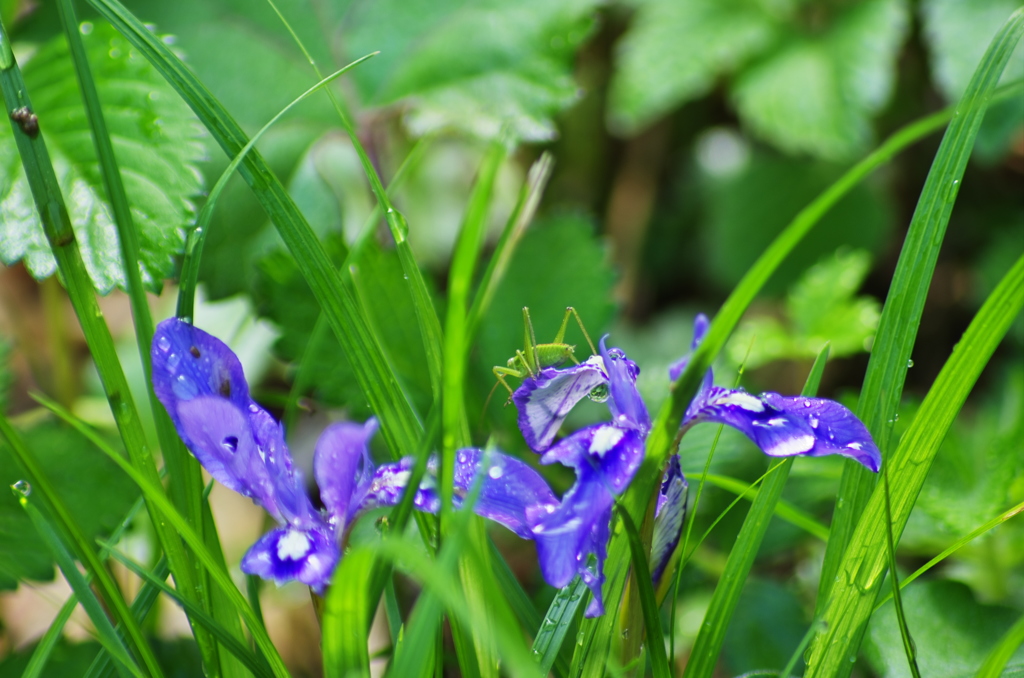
651 455 687 583
152 318 250 413
240 524 338 593
452 449 559 539
152 318 316 526
314 419 378 528
685 387 881 472
668 313 710 382
356 450 559 540
599 337 649 435
512 356 608 452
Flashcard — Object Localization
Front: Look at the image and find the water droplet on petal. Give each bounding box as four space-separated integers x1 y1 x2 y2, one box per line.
157 335 171 352
166 352 181 370
488 466 503 480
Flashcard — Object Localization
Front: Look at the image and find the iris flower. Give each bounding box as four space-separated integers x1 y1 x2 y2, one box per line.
151 318 557 592
510 314 880 616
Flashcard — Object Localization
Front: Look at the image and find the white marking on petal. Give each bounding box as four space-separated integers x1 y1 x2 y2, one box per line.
277 530 311 561
590 426 625 456
532 517 582 536
714 392 765 412
767 417 787 426
847 442 863 450
766 434 815 457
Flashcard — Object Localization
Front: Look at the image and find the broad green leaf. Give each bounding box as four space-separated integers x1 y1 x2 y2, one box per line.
727 250 880 368
609 0 781 133
0 22 203 293
864 580 1024 678
341 0 599 141
0 422 138 590
732 0 908 159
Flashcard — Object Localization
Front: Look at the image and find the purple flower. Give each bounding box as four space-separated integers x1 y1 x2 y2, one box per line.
509 314 880 615
151 318 557 592
512 336 649 616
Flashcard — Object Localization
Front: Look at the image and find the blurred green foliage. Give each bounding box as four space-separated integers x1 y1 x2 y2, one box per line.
1 0 1021 673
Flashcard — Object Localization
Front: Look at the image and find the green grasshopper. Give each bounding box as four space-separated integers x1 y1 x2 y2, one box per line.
490 306 600 404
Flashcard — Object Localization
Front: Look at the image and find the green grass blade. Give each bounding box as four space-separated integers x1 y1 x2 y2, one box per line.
532 577 588 678
176 54 375 319
805 252 1024 675
33 395 292 678
85 557 171 678
817 7 1024 617
976 612 1024 678
881 468 921 678
466 151 555 338
618 507 670 678
0 416 165 677
264 0 445 403
51 3 232 671
105 546 273 678
489 536 543 632
14 488 144 678
322 548 376 678
86 0 424 460
22 590 78 678
684 344 829 678
439 141 508 678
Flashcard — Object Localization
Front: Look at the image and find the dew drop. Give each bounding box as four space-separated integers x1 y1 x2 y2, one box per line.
166 352 181 370
79 21 94 34
488 466 503 480
906 359 914 368
157 335 171 352
11 480 31 497
803 400 811 408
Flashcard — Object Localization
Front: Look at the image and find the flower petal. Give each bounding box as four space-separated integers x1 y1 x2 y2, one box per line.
357 450 559 540
240 525 338 593
527 462 612 617
685 387 881 472
152 318 250 414
599 337 649 435
668 313 710 382
539 424 645 495
453 449 559 539
314 419 378 528
651 455 687 584
512 356 608 452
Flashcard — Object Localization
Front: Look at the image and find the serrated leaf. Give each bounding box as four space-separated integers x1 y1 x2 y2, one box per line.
732 0 908 159
0 22 204 294
0 421 138 590
864 580 1024 678
609 0 782 134
341 0 599 141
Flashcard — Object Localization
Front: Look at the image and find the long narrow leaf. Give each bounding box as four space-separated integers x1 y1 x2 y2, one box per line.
532 577 589 678
0 16 196 674
805 252 1024 674
817 6 1024 619
618 507 670 678
15 489 143 678
105 546 273 678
